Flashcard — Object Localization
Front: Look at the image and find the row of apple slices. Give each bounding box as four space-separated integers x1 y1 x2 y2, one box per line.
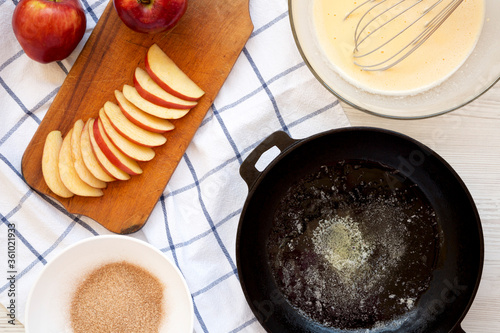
41 44 204 198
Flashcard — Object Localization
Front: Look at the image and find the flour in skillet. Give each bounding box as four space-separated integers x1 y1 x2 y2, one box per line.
267 161 441 330
312 215 372 282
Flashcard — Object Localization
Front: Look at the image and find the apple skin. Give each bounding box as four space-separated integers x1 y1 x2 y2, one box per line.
12 0 86 64
113 0 187 34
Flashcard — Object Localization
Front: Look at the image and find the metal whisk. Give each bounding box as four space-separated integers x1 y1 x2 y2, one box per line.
345 0 464 71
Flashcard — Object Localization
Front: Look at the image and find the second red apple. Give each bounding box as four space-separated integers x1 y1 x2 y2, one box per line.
113 0 187 34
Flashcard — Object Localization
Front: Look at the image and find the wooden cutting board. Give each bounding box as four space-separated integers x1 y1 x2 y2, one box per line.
21 0 253 234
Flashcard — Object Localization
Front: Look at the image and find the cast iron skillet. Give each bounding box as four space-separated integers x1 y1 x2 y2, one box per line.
236 127 483 333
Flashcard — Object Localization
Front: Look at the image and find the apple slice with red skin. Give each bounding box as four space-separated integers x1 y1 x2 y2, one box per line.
81 119 116 183
99 108 155 162
115 90 174 133
134 67 196 109
42 130 74 198
88 118 131 181
103 101 167 147
59 128 104 197
123 84 189 119
71 119 107 189
93 115 143 176
145 44 205 101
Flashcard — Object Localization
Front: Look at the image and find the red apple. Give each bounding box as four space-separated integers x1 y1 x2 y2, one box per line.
12 0 86 64
113 0 187 34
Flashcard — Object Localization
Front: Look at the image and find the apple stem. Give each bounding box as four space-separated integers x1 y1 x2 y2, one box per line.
140 0 150 4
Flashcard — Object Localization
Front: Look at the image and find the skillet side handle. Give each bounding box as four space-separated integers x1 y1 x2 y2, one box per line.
240 131 297 189
450 324 465 333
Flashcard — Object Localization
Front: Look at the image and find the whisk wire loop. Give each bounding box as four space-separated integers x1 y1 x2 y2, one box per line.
345 0 464 71
354 0 407 51
354 0 424 57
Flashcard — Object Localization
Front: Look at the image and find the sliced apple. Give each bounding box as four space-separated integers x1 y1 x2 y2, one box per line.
115 90 175 133
93 116 143 176
88 118 131 181
71 119 107 189
122 85 189 120
59 128 104 197
134 67 197 109
99 108 155 162
42 131 74 198
145 44 205 101
103 101 167 147
80 119 116 183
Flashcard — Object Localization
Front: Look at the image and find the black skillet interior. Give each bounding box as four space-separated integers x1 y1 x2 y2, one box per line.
236 128 483 333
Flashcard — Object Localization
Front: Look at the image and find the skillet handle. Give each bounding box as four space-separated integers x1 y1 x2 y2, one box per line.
240 131 298 188
450 324 465 333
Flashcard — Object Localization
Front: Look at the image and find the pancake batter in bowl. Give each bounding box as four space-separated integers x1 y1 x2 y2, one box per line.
313 0 485 96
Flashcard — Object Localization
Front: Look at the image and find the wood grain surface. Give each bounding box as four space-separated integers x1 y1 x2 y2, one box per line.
20 0 253 234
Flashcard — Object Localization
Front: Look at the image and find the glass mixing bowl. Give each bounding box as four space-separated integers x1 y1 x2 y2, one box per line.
289 0 500 119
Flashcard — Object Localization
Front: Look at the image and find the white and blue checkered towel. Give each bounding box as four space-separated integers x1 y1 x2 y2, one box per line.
0 0 350 331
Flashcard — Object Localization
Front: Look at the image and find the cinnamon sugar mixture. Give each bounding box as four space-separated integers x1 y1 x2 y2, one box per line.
70 261 165 333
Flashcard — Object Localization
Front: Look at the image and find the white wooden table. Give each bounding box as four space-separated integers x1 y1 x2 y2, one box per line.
2 85 499 332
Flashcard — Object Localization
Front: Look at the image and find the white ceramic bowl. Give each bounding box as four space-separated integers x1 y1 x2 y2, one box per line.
25 235 193 333
289 0 500 119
